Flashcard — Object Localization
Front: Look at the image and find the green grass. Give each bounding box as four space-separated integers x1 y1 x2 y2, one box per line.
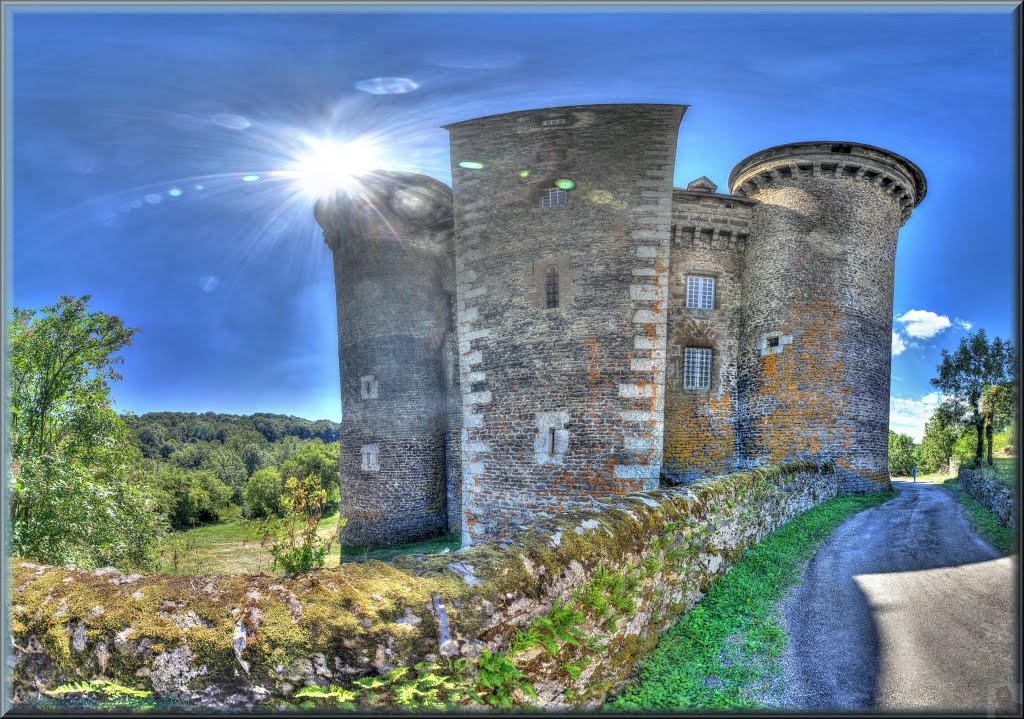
941 479 1017 556
156 512 460 575
988 456 1017 490
604 490 896 712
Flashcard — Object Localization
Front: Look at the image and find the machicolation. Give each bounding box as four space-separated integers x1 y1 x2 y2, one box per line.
314 103 927 547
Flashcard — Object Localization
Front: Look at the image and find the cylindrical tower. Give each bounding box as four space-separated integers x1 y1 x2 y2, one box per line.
728 142 926 491
444 103 687 543
315 171 455 545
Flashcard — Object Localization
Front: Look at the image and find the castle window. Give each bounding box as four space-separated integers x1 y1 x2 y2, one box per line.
360 444 380 472
767 336 780 348
359 375 379 400
541 188 568 208
686 276 716 310
725 202 734 209
541 118 567 126
545 266 560 309
683 347 712 390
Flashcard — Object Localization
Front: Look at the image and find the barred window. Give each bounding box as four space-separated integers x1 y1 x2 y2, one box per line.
541 188 567 208
545 266 560 309
686 276 715 309
683 347 712 390
541 118 567 126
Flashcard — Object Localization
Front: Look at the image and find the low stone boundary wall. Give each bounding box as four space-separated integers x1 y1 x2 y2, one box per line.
10 461 838 711
957 467 1017 529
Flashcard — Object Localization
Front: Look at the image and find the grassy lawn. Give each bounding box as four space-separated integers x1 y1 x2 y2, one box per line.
156 512 460 575
604 490 897 711
941 479 1017 556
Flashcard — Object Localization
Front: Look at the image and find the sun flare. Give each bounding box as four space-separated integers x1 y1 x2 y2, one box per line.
286 136 383 199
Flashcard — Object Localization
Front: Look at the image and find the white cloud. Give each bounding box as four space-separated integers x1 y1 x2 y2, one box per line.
198 275 220 293
891 331 907 356
955 317 973 331
895 309 951 339
889 392 943 442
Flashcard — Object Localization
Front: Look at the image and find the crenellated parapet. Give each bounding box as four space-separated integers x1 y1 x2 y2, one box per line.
728 142 926 225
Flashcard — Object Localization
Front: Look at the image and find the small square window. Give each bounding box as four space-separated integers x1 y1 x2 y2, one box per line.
359 375 378 400
767 336 780 348
541 188 568 208
686 276 716 309
360 444 380 472
683 347 712 390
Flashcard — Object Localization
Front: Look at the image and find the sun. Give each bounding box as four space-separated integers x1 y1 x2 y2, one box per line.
286 136 383 200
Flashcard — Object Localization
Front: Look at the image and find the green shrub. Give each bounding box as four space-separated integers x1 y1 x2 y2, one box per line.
261 473 341 574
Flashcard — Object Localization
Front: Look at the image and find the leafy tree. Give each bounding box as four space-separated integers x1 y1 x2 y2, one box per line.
981 380 1017 465
917 409 957 474
8 295 139 463
244 466 285 518
279 439 340 500
147 462 233 529
931 329 1014 468
7 296 164 568
888 430 916 477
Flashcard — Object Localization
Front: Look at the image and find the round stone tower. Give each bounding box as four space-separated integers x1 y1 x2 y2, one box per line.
728 142 926 491
315 171 454 545
444 103 687 543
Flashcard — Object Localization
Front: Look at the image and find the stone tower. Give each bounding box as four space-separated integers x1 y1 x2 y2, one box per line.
315 171 455 545
443 103 687 542
728 142 927 491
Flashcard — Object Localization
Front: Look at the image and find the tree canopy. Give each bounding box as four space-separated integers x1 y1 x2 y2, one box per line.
930 329 1015 468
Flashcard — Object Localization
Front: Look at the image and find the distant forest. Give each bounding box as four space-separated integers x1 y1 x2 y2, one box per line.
124 411 340 458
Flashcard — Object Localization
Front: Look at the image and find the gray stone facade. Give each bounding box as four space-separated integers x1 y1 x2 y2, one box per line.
315 106 927 546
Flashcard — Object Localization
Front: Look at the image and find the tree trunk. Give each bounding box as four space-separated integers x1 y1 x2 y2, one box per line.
974 421 984 468
985 414 994 466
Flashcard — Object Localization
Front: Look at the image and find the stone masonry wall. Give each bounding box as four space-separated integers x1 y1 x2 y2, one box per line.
957 467 1017 529
730 143 925 492
444 104 686 543
9 461 838 711
316 173 454 545
663 189 753 482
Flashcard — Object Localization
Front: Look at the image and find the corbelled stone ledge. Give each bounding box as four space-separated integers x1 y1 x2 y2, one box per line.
10 460 838 711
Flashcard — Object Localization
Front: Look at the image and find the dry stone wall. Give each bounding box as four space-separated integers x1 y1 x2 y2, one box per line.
10 461 837 711
957 467 1017 529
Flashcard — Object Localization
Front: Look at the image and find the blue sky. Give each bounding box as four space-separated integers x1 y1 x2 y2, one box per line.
5 4 1018 441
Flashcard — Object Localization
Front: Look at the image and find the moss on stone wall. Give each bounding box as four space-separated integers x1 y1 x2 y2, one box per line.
10 460 837 710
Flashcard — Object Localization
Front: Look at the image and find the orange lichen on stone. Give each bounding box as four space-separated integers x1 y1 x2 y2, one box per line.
748 299 852 467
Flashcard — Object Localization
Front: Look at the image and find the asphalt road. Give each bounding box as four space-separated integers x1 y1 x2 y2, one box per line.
777 480 1017 712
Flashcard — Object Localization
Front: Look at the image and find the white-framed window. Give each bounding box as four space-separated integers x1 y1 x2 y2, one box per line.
541 118 567 126
683 347 712 390
686 276 716 309
360 444 380 472
540 188 567 208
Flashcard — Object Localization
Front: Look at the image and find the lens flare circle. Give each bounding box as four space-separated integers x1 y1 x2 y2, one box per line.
354 77 419 95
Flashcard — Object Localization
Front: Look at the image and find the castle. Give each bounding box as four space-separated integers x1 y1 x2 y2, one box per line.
313 103 927 547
